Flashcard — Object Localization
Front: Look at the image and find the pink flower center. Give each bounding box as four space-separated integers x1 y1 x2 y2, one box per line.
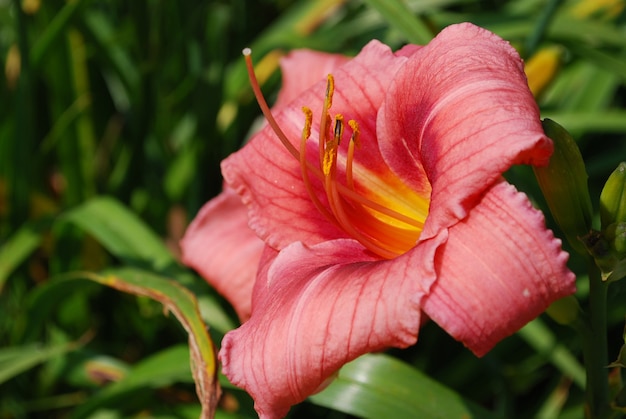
243 49 429 259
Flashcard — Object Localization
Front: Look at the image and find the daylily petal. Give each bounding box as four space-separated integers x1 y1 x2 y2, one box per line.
395 43 422 58
422 181 576 356
274 49 350 109
222 40 411 250
378 22 553 240
180 188 264 321
220 235 445 419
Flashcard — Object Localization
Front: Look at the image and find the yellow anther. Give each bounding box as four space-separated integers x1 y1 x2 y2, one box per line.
301 107 313 140
348 120 360 148
334 114 344 145
325 74 335 110
323 139 338 177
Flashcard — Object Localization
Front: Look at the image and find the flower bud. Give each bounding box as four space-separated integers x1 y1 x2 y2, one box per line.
524 46 562 98
600 162 626 229
614 223 626 255
533 119 593 255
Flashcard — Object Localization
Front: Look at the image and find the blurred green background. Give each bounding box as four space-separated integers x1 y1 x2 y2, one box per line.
1 0 625 418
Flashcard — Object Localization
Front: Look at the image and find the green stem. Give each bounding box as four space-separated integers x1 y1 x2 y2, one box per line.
582 260 610 418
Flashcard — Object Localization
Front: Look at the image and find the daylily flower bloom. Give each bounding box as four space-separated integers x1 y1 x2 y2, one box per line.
182 23 576 419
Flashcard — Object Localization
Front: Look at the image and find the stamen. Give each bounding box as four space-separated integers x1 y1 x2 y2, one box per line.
301 106 313 140
346 120 359 190
319 76 334 166
243 48 427 259
300 107 335 223
322 138 338 177
322 116 341 178
333 114 344 145
325 75 334 111
348 120 360 148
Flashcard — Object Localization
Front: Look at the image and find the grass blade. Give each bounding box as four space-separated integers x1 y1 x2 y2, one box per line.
0 341 79 385
517 318 586 388
0 218 50 292
362 0 433 44
61 197 175 270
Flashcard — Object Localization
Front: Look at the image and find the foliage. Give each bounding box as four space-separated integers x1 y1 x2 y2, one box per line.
1 0 625 417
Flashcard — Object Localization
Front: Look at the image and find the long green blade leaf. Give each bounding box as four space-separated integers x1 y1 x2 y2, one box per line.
362 0 433 44
80 268 220 418
61 197 175 270
310 353 497 418
70 345 194 418
517 319 586 388
0 218 50 292
0 342 78 385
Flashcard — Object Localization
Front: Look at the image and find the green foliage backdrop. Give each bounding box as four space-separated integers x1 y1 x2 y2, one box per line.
1 0 625 418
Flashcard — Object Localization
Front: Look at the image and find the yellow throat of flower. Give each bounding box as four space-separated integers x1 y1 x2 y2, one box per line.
243 48 429 259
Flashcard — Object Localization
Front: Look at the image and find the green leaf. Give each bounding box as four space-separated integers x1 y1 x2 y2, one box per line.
486 15 626 49
27 267 219 416
70 345 194 418
517 318 586 388
534 376 572 419
540 111 626 133
0 218 50 292
82 10 140 103
541 61 620 117
310 353 497 418
0 341 79 385
60 197 175 270
77 268 220 418
25 276 100 342
566 42 626 79
29 0 85 67
362 0 433 44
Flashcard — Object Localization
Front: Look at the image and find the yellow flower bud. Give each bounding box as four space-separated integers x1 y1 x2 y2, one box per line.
524 46 562 98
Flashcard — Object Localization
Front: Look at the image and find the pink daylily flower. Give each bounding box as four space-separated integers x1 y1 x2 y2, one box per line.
181 23 576 419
